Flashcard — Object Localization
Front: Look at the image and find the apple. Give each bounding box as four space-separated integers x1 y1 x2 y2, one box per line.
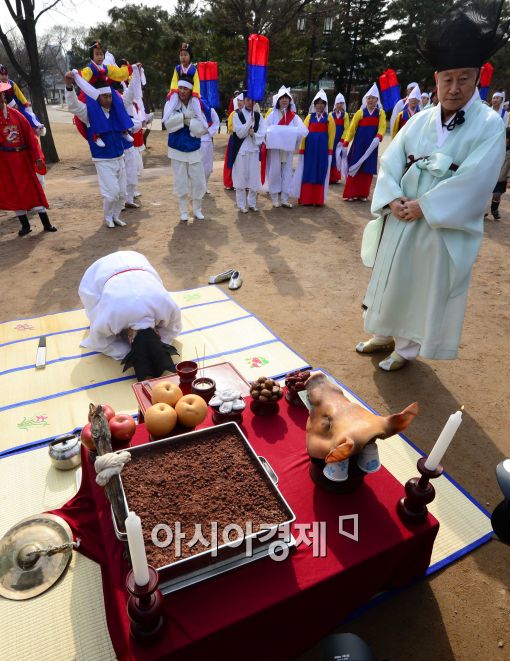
109 414 137 449
80 422 95 451
175 394 208 428
88 403 115 423
144 403 178 437
151 381 183 407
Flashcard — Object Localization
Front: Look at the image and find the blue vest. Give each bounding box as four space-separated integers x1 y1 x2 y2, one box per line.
168 122 201 153
87 122 125 159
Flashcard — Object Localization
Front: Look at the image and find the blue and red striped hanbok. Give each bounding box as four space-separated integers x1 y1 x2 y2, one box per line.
343 107 384 200
329 111 346 183
299 113 331 206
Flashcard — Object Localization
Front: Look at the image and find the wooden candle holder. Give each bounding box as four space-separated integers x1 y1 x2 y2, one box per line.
397 457 443 525
126 566 165 644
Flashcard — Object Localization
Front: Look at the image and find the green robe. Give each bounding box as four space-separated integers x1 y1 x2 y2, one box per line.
363 93 505 359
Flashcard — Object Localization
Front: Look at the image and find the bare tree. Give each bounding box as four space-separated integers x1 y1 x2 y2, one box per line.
0 1 64 162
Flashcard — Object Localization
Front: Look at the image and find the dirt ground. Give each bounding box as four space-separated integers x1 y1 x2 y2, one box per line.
1 121 509 661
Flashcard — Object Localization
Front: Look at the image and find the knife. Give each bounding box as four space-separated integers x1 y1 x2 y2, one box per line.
35 336 47 369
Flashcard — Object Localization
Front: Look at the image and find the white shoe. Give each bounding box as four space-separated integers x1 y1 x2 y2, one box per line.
208 268 235 284
194 209 205 220
205 189 211 195
249 206 259 212
95 138 106 148
239 208 248 214
125 201 140 209
378 351 409 372
180 212 188 222
282 202 294 209
228 270 243 290
105 217 115 228
134 191 142 198
113 217 127 227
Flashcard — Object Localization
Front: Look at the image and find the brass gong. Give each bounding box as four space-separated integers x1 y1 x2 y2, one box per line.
0 513 75 600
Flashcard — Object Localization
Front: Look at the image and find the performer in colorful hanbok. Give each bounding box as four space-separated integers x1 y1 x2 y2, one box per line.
200 99 220 193
264 86 308 208
392 85 421 138
0 64 45 135
343 83 386 201
162 72 208 222
0 82 56 236
390 82 419 135
79 251 182 380
231 92 267 212
356 0 507 371
292 89 336 206
65 71 133 228
491 91 509 127
74 42 133 144
166 43 202 121
329 92 350 183
223 92 243 190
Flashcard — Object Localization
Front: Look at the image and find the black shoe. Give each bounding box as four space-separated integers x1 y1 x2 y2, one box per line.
39 211 57 232
18 214 31 236
491 202 501 220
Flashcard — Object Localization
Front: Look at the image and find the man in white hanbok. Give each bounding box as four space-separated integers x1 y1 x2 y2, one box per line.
264 86 308 208
231 92 267 213
356 0 507 371
162 73 208 222
79 251 182 380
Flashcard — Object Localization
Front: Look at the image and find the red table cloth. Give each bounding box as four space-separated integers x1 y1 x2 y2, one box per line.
52 398 438 661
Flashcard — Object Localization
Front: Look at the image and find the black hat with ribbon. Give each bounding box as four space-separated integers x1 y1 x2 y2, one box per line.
417 0 510 71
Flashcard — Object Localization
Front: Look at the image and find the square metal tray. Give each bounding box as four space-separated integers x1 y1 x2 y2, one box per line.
112 422 296 593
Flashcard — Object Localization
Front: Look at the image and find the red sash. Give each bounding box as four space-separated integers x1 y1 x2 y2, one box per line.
278 110 296 126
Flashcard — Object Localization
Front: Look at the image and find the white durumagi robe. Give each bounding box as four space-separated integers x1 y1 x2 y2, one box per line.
232 108 267 191
363 92 505 359
79 251 182 360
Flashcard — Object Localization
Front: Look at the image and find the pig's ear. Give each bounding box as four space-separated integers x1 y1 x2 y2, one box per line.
385 402 419 435
325 436 356 463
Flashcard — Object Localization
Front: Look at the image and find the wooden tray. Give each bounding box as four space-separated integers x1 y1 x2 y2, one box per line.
132 361 251 416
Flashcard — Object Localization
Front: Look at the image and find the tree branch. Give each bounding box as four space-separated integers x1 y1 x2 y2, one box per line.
0 27 29 80
35 0 63 25
3 0 19 23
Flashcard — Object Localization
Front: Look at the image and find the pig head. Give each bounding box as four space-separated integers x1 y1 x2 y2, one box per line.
306 373 418 463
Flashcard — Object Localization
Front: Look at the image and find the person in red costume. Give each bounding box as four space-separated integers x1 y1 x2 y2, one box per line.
0 81 56 236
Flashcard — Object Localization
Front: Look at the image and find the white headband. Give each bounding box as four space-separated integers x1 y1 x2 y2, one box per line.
178 80 193 90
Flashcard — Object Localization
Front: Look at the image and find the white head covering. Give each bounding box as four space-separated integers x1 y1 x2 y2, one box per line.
177 79 193 90
492 91 505 100
407 85 422 102
309 89 328 114
273 85 296 111
334 92 346 107
421 92 430 100
407 81 418 91
362 83 380 108
233 92 244 110
71 69 111 100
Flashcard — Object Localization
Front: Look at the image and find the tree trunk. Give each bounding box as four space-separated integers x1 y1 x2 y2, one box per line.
21 7 60 163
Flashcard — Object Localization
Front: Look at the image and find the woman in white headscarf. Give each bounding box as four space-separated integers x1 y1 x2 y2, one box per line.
391 85 421 138
264 86 308 207
329 92 350 183
342 83 386 201
291 89 336 206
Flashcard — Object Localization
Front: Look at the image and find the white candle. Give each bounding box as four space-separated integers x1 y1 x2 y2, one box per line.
125 511 150 586
424 409 463 471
